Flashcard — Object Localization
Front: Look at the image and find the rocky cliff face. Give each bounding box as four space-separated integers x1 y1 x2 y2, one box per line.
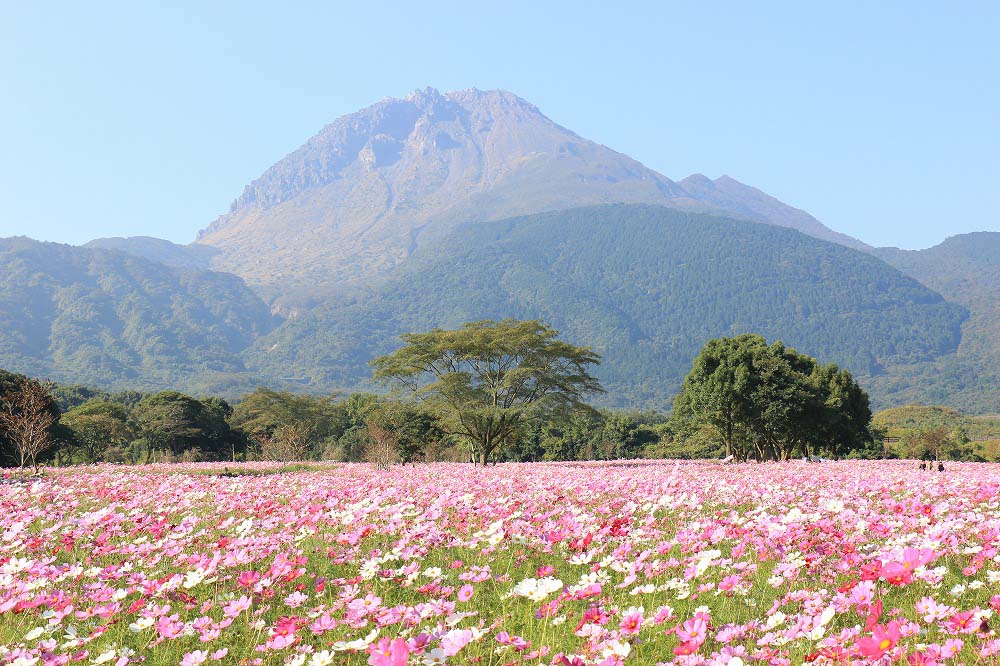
195 87 864 293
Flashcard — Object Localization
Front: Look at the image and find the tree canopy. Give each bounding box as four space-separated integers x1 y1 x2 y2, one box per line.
372 319 602 464
672 334 872 461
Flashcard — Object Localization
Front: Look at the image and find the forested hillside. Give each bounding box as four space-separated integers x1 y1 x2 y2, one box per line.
247 205 966 408
1 210 988 410
0 237 274 394
874 405 1000 441
870 232 1000 412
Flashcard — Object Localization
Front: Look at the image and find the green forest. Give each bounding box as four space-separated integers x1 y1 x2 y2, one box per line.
2 322 994 470
251 205 967 408
2 207 995 413
0 237 274 393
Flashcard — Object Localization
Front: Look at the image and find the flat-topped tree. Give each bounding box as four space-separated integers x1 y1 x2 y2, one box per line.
372 319 603 464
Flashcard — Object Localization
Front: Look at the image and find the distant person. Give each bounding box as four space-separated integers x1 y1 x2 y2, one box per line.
938 462 945 472
919 462 927 471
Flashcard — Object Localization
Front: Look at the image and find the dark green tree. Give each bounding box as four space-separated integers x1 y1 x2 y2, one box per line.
596 412 659 460
61 400 135 463
672 334 763 459
51 384 109 412
133 391 212 461
231 388 337 436
808 363 873 458
366 402 443 464
200 396 239 460
673 335 873 461
538 409 603 461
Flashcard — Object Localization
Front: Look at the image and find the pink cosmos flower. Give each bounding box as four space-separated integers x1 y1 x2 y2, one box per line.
882 561 913 586
619 609 644 635
368 637 410 666
222 595 251 618
457 584 474 602
946 611 976 634
264 616 298 650
941 638 964 658
907 651 939 666
309 613 337 635
718 575 740 592
180 651 208 666
237 571 260 588
858 621 901 660
440 628 474 656
651 606 675 625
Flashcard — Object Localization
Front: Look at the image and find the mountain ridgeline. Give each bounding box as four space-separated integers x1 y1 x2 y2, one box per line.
0 237 274 394
192 88 867 295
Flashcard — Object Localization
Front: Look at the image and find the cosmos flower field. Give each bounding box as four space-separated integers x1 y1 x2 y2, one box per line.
2 461 1000 666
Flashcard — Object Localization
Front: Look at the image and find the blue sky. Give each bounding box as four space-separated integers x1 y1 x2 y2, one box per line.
1 1 997 249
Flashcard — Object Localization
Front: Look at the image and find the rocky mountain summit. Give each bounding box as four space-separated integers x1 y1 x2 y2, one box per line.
194 87 863 293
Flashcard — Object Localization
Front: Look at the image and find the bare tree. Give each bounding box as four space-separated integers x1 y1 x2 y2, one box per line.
365 420 397 470
0 380 56 472
253 424 311 462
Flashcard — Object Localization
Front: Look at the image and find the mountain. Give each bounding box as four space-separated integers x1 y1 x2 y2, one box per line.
869 232 1000 412
9 88 992 412
193 87 865 294
0 237 274 394
84 236 217 270
244 205 964 408
677 174 869 250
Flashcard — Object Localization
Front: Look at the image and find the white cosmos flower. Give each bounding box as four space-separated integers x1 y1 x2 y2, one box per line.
600 640 631 658
423 648 447 665
129 617 154 632
183 569 206 588
309 651 334 666
766 611 786 629
11 657 39 666
92 650 117 664
511 576 563 601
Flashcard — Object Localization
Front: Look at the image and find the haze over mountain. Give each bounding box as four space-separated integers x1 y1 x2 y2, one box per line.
1 88 995 413
245 205 961 408
0 237 273 393
870 232 1000 412
84 236 217 270
193 88 867 294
